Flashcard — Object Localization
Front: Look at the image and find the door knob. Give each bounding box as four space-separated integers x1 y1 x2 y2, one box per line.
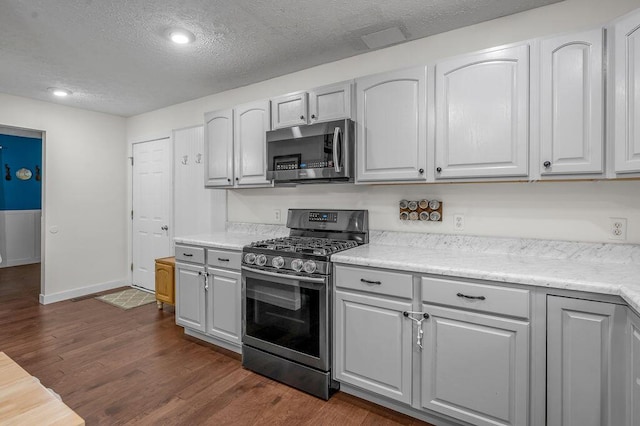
161 225 168 231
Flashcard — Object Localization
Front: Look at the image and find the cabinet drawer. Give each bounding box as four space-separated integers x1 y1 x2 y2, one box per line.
422 276 530 318
207 248 241 270
335 265 412 299
175 245 205 264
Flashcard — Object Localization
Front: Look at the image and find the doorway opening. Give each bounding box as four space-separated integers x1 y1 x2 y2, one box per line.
0 125 45 302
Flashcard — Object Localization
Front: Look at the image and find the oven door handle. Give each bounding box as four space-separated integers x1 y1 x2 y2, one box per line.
242 266 327 284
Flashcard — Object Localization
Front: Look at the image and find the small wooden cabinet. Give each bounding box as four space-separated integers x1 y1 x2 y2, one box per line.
155 256 175 309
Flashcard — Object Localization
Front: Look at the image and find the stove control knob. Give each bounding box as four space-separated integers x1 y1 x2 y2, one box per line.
244 253 256 264
291 259 304 272
272 256 285 269
256 254 267 266
303 260 317 274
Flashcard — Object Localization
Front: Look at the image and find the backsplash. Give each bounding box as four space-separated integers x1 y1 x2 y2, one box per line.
226 180 640 244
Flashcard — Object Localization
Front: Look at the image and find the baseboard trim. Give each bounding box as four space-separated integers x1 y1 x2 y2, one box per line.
0 258 41 268
39 280 129 305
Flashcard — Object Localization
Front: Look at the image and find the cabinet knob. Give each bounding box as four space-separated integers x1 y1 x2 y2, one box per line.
227 178 231 182
436 167 442 173
300 115 305 120
311 114 316 119
235 177 239 181
543 161 551 168
418 168 424 174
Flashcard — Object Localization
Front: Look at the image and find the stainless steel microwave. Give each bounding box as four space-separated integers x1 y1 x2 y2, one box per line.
266 119 354 183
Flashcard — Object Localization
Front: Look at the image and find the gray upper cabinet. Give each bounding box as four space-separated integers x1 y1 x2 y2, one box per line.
434 44 530 179
233 100 271 186
308 82 353 124
611 8 640 174
540 29 604 176
204 109 234 187
270 92 308 129
356 67 427 183
205 101 272 188
271 81 353 129
547 295 627 426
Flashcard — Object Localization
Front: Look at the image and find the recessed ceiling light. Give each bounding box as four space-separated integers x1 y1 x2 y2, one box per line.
167 29 195 45
48 87 72 97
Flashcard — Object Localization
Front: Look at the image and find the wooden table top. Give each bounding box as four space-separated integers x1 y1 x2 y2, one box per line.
0 352 84 425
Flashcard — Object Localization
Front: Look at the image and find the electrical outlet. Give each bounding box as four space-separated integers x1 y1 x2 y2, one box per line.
274 209 281 223
453 214 464 231
609 217 627 241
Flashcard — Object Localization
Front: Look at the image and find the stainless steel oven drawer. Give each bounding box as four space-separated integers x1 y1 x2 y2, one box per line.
175 244 205 264
207 248 241 270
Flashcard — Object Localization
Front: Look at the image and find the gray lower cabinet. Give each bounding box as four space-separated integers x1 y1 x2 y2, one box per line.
175 244 242 352
629 311 640 426
546 295 627 426
420 304 529 426
206 267 241 346
334 289 413 404
175 262 206 332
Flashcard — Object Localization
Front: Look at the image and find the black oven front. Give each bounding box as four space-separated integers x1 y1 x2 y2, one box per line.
241 265 336 398
242 266 329 370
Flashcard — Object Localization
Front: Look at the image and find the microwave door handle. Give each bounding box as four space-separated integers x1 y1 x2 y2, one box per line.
333 127 341 173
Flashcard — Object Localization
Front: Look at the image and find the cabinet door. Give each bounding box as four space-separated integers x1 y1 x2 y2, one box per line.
612 9 640 173
234 100 271 186
308 82 352 123
540 29 604 175
334 290 413 404
356 67 427 182
204 109 233 187
547 296 627 426
271 92 308 129
630 312 640 426
155 262 174 304
435 45 529 179
421 304 529 426
175 263 206 332
206 268 241 345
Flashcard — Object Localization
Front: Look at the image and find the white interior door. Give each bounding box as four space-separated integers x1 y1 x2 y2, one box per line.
132 138 172 292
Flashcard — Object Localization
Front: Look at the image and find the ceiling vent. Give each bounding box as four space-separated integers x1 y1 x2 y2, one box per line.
361 27 407 49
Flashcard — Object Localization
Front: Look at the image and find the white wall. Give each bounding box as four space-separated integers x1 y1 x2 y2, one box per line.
126 0 640 244
0 93 128 303
0 210 41 267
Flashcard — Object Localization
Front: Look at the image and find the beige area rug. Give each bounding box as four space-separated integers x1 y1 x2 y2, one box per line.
95 288 156 310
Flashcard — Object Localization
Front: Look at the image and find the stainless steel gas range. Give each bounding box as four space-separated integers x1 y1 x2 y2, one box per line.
241 209 369 399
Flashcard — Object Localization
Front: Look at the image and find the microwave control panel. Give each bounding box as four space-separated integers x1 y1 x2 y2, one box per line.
308 211 338 223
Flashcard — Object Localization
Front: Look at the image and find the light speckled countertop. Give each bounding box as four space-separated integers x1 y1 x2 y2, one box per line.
174 224 640 314
332 230 640 315
174 222 288 250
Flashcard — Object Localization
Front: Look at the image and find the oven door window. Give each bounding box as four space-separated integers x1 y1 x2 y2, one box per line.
245 275 321 358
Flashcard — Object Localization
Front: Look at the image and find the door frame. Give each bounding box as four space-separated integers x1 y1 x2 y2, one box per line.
130 136 173 291
0 124 46 301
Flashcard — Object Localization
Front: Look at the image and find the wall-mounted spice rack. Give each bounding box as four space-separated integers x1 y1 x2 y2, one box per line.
399 199 443 221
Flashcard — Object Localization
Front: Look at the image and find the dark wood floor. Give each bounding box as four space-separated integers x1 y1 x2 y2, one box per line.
0 264 431 425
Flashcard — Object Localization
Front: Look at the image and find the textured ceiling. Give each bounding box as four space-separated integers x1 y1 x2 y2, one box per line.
0 0 561 117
